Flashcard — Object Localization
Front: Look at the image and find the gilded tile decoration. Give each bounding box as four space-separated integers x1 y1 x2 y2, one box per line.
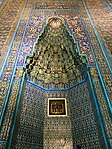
48 98 67 116
25 16 87 88
0 0 26 70
0 0 112 148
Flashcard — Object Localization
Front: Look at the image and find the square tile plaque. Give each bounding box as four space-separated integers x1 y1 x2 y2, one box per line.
48 98 67 117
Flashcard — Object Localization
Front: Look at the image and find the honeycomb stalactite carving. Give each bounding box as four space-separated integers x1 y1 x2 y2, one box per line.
25 17 87 88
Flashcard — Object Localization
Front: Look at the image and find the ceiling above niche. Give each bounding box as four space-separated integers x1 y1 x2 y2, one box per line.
25 17 87 89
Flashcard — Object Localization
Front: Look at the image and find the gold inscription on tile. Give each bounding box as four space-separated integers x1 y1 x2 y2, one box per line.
48 98 67 117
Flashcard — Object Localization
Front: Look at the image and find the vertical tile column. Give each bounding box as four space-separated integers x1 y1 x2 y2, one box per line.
43 91 73 149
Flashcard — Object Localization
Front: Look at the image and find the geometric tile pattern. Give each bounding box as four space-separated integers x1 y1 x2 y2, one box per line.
26 17 87 88
0 0 112 149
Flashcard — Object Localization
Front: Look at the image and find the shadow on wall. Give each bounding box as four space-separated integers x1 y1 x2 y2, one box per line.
76 145 81 149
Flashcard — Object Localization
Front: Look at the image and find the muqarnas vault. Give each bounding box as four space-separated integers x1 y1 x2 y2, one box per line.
0 1 112 148
10 17 108 149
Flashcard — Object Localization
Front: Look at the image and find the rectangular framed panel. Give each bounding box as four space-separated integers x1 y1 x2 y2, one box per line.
48 98 67 117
